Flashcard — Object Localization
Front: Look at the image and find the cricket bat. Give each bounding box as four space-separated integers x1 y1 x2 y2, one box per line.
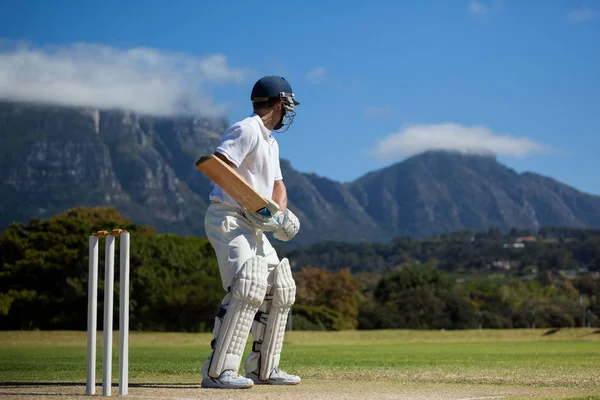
195 154 279 215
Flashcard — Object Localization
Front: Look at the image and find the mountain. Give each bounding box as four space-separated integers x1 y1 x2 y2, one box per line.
280 160 387 243
2 100 600 245
0 100 226 235
349 151 600 239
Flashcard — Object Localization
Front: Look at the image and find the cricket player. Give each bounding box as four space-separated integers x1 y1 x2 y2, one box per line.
200 75 302 389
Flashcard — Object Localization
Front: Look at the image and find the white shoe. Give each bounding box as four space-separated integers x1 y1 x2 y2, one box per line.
201 370 254 389
201 359 253 389
247 368 301 385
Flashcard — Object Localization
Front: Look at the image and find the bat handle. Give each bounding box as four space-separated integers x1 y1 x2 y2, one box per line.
257 198 280 216
258 207 273 216
265 198 280 214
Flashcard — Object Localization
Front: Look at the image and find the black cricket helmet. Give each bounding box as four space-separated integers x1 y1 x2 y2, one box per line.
251 75 299 132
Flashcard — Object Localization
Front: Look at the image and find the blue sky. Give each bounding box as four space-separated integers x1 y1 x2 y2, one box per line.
1 1 599 194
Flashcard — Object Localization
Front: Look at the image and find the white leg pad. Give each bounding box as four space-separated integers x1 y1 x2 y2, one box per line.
258 258 296 381
208 256 268 378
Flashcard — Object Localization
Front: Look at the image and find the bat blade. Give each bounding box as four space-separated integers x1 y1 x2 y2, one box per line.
195 154 269 213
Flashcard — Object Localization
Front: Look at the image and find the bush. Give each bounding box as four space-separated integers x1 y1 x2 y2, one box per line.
293 267 360 330
478 313 513 329
290 304 347 331
535 309 576 328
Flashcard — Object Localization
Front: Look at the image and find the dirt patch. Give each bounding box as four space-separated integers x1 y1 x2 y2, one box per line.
0 381 598 400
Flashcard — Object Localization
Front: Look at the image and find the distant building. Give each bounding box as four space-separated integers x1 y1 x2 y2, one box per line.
492 260 511 270
503 243 525 248
516 236 538 243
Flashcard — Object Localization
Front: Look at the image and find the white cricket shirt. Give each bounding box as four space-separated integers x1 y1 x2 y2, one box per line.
208 114 283 209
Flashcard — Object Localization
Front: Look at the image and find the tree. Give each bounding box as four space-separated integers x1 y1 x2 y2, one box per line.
292 267 360 330
0 207 223 331
368 266 476 330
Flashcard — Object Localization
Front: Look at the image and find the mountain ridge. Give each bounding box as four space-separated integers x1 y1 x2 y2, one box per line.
1 100 600 245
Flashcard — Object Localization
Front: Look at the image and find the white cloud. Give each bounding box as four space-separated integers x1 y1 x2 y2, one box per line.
468 1 488 15
468 0 503 16
371 123 552 160
364 106 396 118
567 7 596 22
306 66 326 84
0 40 249 117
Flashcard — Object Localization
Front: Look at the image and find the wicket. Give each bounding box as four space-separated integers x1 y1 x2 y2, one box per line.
86 229 130 396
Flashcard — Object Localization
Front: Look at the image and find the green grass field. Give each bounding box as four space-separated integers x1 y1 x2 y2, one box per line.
1 328 599 399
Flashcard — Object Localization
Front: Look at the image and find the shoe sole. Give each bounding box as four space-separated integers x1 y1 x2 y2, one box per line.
247 374 301 385
201 377 253 389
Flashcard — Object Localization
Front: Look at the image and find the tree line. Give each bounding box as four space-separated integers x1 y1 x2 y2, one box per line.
1 208 598 331
279 226 600 275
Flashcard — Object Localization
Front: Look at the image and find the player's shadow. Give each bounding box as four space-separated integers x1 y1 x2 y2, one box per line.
0 381 200 396
0 382 81 387
0 382 198 387
132 383 200 389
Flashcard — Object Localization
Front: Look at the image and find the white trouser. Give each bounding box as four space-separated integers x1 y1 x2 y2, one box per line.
204 201 280 291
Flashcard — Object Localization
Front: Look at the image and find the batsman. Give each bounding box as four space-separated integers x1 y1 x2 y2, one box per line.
200 75 302 389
